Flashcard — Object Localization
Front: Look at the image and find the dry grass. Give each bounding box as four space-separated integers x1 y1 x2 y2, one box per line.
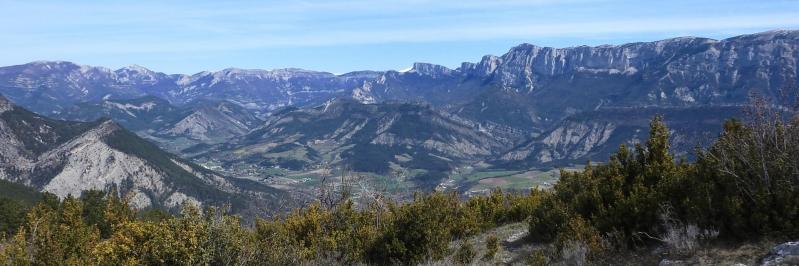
436 222 539 265
423 220 780 266
597 239 779 266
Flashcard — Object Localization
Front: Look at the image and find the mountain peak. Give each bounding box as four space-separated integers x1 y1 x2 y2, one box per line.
409 62 454 77
20 60 81 72
118 64 154 73
213 67 334 80
338 70 383 79
650 36 716 46
507 43 541 52
96 118 122 132
728 29 799 42
460 55 502 76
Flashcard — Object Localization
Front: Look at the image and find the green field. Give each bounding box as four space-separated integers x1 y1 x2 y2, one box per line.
457 165 585 192
468 169 559 191
453 170 521 183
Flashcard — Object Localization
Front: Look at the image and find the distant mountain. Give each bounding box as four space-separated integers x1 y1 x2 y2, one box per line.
0 62 379 116
357 30 799 133
59 95 181 131
56 96 264 148
0 30 797 173
160 68 378 110
163 99 263 142
0 95 283 213
199 98 509 188
0 62 178 115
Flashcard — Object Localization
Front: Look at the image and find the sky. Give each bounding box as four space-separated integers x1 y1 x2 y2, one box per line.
1 0 798 74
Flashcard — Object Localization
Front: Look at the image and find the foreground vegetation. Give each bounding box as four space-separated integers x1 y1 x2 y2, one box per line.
2 101 799 265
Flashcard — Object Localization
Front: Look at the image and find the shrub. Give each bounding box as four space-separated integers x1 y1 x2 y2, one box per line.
528 192 569 242
484 235 500 260
526 249 550 266
454 241 476 265
555 217 603 259
370 193 467 264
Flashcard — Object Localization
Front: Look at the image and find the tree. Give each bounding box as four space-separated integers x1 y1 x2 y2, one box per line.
1 227 32 265
80 190 107 236
0 198 26 236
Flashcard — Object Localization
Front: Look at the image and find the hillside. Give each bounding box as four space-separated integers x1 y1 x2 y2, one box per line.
196 98 509 189
0 95 284 213
493 106 744 168
3 112 799 265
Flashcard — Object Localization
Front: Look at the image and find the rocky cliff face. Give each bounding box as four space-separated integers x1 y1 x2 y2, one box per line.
356 30 799 134
471 30 798 105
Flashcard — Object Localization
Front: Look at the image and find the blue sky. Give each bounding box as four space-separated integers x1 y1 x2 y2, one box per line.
1 0 798 74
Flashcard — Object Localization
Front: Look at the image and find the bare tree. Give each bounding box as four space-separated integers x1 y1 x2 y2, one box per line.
707 93 799 202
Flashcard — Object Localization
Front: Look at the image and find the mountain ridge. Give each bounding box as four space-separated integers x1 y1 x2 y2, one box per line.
1 29 796 181
0 94 285 213
10 29 796 77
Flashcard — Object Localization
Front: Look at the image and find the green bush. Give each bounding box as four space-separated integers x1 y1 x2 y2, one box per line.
484 234 500 260
455 241 476 265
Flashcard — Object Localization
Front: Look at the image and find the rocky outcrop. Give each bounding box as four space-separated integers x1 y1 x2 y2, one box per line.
36 121 189 208
761 241 799 266
466 30 798 104
407 63 455 78
0 95 11 113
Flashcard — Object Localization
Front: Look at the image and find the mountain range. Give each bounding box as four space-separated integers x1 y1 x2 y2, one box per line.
0 29 797 202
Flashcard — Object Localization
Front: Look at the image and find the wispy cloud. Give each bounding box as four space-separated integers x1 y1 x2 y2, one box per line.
10 13 799 54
